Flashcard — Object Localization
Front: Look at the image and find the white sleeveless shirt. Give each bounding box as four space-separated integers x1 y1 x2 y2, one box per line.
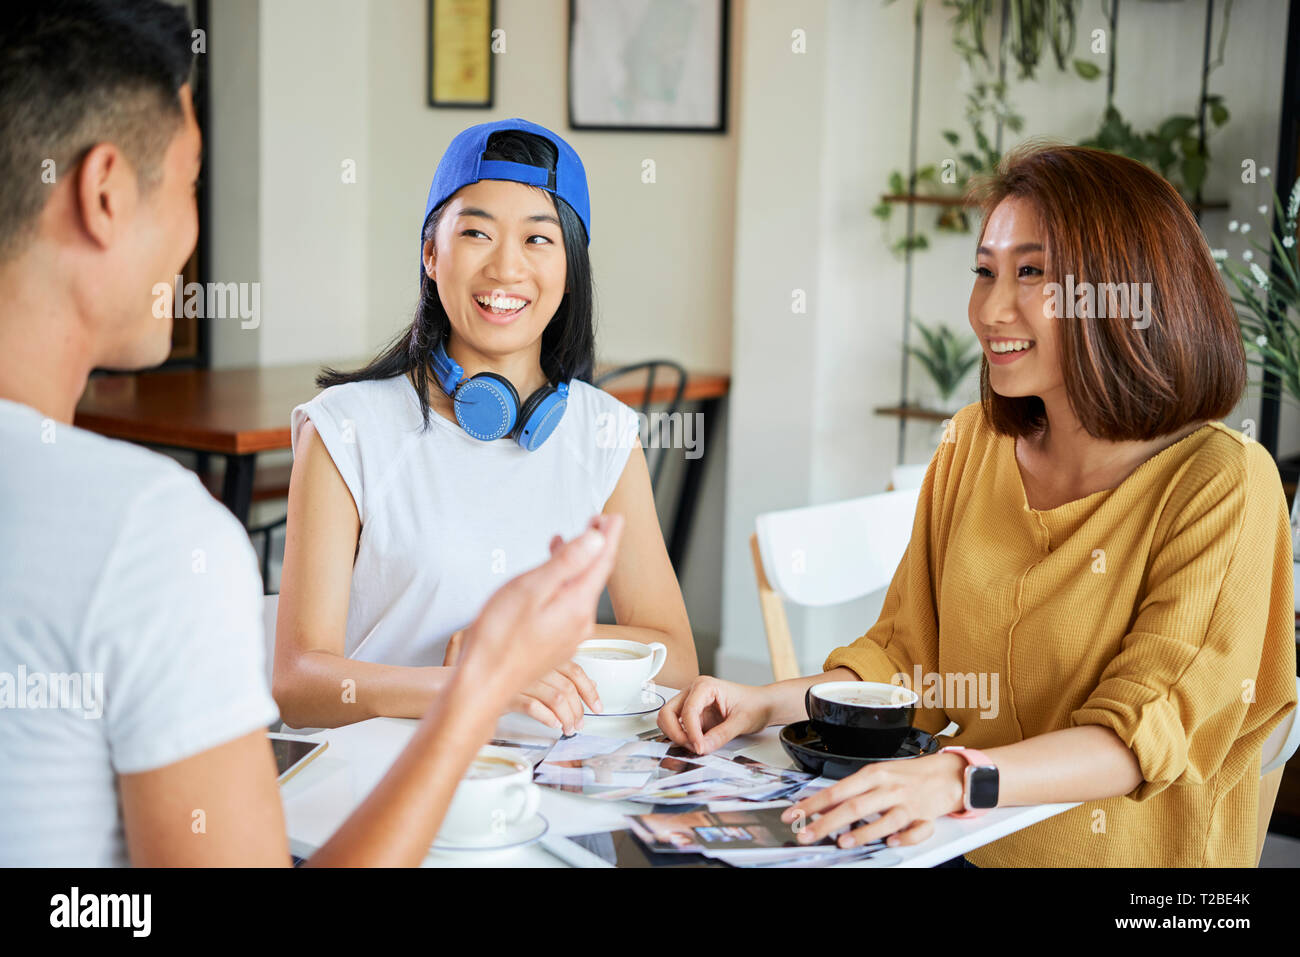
290 374 638 667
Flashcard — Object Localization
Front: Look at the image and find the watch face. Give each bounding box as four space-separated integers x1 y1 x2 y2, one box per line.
969 766 999 809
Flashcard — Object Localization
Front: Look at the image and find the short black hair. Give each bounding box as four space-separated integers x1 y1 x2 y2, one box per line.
0 0 195 261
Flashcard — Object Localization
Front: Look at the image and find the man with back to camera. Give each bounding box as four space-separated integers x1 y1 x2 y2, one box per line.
0 0 624 866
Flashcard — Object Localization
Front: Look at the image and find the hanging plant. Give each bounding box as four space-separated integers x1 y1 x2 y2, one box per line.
878 0 1091 254
876 0 1232 255
1078 101 1230 197
1078 0 1234 199
942 0 1086 80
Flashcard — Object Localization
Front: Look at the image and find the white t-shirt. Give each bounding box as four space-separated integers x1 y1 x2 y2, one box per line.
290 374 638 668
0 397 279 866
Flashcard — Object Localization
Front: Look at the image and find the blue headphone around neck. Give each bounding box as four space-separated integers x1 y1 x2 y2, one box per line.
430 340 569 451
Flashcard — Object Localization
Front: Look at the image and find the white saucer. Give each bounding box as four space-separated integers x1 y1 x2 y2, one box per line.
583 691 666 718
432 813 549 853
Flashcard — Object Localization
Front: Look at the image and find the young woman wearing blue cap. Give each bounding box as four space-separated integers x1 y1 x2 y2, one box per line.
272 119 698 732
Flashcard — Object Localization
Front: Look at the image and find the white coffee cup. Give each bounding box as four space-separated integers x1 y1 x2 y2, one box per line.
436 747 540 846
573 639 668 713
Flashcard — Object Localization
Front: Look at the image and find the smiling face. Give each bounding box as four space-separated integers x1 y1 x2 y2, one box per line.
94 84 202 370
968 196 1064 404
422 178 567 365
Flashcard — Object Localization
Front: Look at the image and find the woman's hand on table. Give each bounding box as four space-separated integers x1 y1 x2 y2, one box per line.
780 751 967 849
657 676 776 754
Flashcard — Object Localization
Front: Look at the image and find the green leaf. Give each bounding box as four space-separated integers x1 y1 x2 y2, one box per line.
1210 102 1229 126
942 130 960 147
872 202 893 221
889 171 906 195
1158 116 1197 142
1073 59 1101 80
892 234 929 256
907 319 979 400
1182 155 1207 196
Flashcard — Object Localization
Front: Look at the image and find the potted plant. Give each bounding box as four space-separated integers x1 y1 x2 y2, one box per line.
906 319 982 412
1216 172 1300 553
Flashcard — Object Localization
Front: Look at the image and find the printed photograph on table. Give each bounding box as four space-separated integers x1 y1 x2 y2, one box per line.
532 735 702 796
531 732 814 803
485 732 558 769
627 807 830 852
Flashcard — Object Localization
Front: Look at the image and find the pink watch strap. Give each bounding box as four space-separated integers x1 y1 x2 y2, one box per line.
940 746 994 818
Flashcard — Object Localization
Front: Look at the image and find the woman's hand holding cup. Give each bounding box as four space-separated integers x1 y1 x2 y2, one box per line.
453 514 624 719
445 630 603 734
510 663 601 736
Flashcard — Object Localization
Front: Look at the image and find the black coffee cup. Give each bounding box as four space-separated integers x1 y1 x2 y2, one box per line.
805 681 919 758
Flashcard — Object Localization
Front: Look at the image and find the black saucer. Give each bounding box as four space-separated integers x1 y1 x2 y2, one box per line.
779 721 939 779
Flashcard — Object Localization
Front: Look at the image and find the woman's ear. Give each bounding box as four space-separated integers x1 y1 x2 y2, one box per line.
423 238 437 281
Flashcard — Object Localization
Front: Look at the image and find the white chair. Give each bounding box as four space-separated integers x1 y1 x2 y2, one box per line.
1261 677 1300 777
751 487 921 681
889 463 928 492
1257 675 1300 865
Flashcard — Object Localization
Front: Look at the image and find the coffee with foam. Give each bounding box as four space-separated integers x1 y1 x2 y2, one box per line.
463 755 524 779
813 686 916 708
806 680 920 758
575 647 642 661
437 747 540 846
572 639 668 712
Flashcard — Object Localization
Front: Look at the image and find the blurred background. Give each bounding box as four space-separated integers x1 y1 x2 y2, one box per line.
81 0 1297 702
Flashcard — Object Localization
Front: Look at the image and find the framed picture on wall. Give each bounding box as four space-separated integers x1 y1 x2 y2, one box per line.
427 0 495 108
568 0 728 133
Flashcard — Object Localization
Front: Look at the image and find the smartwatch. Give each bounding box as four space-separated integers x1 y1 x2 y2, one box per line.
940 746 999 818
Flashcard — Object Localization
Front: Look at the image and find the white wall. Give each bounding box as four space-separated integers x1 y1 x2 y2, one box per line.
718 0 1295 681
715 0 830 683
206 0 260 369
258 0 371 367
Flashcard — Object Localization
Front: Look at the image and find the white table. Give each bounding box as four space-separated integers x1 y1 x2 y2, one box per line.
281 696 1078 868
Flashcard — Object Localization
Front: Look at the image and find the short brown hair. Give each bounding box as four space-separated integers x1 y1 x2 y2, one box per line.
965 140 1245 440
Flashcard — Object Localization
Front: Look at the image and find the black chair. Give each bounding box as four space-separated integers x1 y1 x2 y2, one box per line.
593 360 689 494
248 512 285 595
195 454 284 594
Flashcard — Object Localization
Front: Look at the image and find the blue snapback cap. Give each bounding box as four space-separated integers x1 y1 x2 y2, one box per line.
420 118 591 272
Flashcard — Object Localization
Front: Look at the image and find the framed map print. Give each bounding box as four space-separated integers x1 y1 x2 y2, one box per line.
568 0 728 133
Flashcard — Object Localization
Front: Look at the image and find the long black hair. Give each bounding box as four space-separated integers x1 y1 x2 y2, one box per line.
318 129 596 429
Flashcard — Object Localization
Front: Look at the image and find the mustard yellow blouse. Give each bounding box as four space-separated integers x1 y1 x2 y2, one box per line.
824 402 1298 867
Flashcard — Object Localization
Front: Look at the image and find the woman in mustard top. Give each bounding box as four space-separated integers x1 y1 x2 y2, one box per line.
660 142 1298 867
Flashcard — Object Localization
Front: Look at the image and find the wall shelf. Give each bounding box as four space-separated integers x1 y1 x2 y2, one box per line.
874 404 955 423
880 193 1229 212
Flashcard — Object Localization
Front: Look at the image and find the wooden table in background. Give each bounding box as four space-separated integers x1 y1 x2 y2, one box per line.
74 362 729 571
